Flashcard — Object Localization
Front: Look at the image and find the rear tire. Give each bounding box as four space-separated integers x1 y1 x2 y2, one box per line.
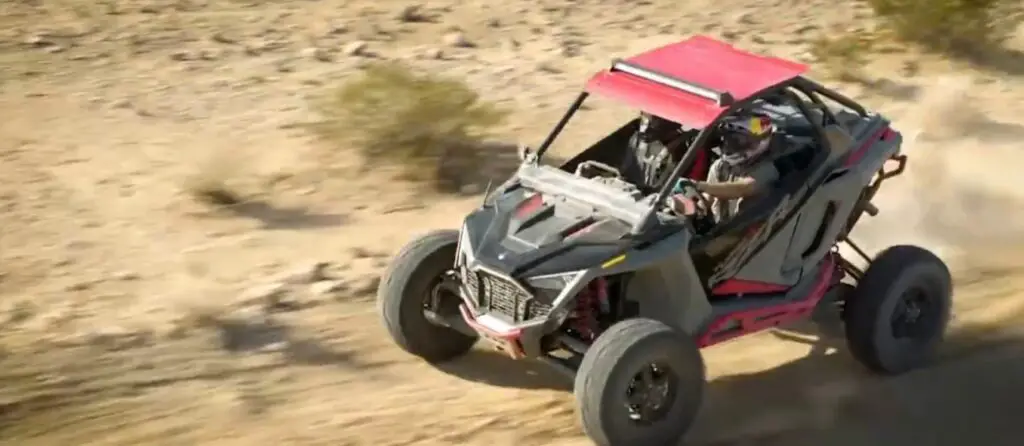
575 318 705 446
844 245 952 374
378 230 477 363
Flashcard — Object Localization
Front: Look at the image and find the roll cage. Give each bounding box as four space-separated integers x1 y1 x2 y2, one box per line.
532 59 869 235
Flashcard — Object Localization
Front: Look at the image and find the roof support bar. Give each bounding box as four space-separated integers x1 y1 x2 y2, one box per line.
610 59 734 106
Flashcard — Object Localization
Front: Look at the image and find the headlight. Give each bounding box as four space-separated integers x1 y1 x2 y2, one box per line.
526 271 582 292
526 272 584 326
458 224 474 265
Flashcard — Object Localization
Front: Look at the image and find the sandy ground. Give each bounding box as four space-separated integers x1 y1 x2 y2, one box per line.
2 0 1024 445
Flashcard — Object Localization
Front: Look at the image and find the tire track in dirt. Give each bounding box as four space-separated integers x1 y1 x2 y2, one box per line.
2 265 1023 446
2 2 1024 444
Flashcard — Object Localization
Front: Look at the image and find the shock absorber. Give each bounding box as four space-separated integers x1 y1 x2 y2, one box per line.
570 278 610 341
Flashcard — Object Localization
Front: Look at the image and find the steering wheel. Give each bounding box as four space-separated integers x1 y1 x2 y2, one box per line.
672 178 713 212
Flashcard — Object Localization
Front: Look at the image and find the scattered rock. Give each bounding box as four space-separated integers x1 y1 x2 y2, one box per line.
257 340 290 353
502 38 520 51
734 12 755 25
343 41 368 56
396 4 429 23
3 300 36 325
442 31 474 48
329 22 349 35
65 280 93 291
900 61 920 77
211 31 240 44
276 261 330 284
537 60 562 73
302 47 333 62
199 48 221 61
791 24 818 35
310 280 347 296
559 41 581 57
349 247 376 259
24 34 52 47
350 275 381 296
423 47 444 59
84 325 151 350
244 42 267 56
241 282 289 307
170 50 194 61
113 271 140 281
274 59 296 73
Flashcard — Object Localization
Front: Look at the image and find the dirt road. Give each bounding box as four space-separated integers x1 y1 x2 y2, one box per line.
2 0 1023 444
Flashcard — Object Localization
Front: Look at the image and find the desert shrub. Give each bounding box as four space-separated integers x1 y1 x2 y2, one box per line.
313 62 508 191
863 0 1023 54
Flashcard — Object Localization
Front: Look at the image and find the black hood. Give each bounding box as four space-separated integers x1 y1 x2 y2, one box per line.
462 186 632 277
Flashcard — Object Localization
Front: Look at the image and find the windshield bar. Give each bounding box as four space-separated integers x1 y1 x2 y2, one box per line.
535 92 589 159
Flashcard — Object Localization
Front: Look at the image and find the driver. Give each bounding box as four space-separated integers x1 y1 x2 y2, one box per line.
677 111 783 222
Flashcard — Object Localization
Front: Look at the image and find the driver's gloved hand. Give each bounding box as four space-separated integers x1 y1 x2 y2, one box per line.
672 178 694 195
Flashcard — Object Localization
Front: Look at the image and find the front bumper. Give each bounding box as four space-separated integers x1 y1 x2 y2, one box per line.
456 285 554 359
453 265 570 359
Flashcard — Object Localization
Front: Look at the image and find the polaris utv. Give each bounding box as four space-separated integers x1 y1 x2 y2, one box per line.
377 35 952 446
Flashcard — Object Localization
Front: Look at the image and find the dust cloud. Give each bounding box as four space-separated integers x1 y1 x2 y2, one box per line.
851 76 1024 271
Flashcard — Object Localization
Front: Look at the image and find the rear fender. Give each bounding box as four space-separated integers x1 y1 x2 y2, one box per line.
841 118 903 183
788 119 902 268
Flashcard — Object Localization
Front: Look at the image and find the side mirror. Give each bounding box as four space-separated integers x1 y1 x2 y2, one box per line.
517 144 534 162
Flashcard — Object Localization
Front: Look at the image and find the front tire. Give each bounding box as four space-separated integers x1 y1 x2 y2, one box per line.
575 318 706 446
378 230 477 363
844 245 952 374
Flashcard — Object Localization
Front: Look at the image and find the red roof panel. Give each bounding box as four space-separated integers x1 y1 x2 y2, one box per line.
585 35 808 127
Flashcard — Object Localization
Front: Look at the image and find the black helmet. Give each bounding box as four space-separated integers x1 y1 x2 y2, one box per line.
716 112 775 166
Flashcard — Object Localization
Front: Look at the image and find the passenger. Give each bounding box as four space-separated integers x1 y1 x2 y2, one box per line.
623 112 686 191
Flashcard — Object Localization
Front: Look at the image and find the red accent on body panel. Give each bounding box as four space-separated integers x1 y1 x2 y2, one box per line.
711 278 789 295
562 218 596 238
585 35 808 128
515 193 544 218
845 126 891 167
698 255 838 348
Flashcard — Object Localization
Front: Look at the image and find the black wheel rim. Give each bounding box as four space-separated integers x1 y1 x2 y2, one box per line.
890 286 936 341
624 362 678 425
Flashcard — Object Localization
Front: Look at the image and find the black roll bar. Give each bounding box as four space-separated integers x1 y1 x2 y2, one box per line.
795 77 867 117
